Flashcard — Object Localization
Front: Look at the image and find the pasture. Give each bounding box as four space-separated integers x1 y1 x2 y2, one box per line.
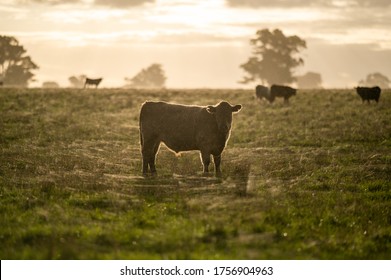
0 87 390 259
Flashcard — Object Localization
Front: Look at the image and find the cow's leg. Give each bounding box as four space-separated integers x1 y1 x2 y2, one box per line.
141 146 151 175
141 136 159 175
148 141 160 175
213 154 222 176
142 154 149 175
200 151 211 174
140 132 148 175
140 136 148 175
142 150 157 175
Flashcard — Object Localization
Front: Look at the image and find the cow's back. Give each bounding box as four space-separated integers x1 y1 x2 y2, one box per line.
139 101 209 152
140 101 202 128
356 86 381 101
271 85 296 97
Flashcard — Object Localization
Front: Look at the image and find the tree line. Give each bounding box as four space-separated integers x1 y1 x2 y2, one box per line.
1 32 390 89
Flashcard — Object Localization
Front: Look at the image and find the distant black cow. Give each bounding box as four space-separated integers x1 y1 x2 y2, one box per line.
0 81 3 86
139 101 242 176
356 86 381 103
255 85 273 102
270 84 296 104
84 78 103 88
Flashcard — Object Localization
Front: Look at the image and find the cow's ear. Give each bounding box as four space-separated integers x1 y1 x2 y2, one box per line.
207 105 216 114
232 104 242 113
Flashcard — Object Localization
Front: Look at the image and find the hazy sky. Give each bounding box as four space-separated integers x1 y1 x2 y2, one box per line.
1 0 390 88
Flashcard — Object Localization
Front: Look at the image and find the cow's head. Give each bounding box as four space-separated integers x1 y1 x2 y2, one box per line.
207 101 242 134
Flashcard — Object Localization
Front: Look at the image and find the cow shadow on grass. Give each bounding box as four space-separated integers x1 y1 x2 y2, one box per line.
130 174 222 201
128 159 254 201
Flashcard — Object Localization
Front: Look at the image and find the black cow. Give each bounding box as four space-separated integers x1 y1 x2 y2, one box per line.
270 84 296 104
139 101 242 176
255 85 273 102
356 86 381 103
84 77 103 88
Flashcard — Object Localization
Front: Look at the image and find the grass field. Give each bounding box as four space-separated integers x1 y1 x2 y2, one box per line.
0 87 390 259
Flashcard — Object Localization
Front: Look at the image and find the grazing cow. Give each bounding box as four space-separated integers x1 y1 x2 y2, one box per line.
356 86 381 103
139 101 242 176
84 77 103 88
255 85 273 102
270 84 297 104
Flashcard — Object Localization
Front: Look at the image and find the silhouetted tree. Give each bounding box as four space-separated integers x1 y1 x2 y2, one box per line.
125 64 166 88
69 74 87 88
297 72 322 89
359 72 390 89
0 35 38 87
240 29 306 86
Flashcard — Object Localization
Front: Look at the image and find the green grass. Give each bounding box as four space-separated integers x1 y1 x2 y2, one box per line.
0 87 390 259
